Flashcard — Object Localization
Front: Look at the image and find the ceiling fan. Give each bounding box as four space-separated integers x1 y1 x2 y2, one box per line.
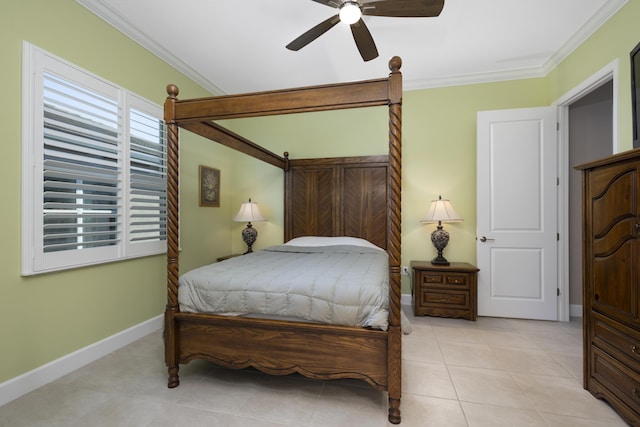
286 0 445 61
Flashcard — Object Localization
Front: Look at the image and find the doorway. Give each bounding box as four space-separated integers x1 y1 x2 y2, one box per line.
567 81 613 317
557 61 617 320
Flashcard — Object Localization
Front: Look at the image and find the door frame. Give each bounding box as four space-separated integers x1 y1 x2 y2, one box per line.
554 59 619 321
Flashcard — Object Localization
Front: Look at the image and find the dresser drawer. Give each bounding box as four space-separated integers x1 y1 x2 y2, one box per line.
591 347 640 415
419 271 470 289
592 314 640 367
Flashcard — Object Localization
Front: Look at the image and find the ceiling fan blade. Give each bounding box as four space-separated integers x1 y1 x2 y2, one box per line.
286 14 341 51
362 0 445 17
350 19 378 61
311 0 344 7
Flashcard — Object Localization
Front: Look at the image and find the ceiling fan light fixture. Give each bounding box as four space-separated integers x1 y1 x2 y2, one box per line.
339 1 362 25
288 0 444 61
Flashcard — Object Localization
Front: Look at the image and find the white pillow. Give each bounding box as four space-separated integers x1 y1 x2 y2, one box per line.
285 236 383 251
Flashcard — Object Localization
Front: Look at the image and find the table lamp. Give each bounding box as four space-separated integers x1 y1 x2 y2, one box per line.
233 198 266 253
420 195 463 265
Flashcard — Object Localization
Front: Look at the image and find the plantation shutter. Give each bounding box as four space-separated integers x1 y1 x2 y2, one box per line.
42 72 121 253
128 108 167 244
23 43 167 275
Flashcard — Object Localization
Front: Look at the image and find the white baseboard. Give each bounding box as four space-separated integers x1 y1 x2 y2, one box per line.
401 294 411 306
402 293 584 320
570 304 583 318
0 314 163 407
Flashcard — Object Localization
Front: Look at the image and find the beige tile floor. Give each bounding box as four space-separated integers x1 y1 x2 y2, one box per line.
0 307 629 426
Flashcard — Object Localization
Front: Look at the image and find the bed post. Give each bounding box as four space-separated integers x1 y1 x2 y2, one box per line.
387 56 403 424
164 84 180 388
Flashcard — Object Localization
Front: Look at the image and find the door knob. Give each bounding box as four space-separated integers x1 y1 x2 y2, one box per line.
479 236 495 242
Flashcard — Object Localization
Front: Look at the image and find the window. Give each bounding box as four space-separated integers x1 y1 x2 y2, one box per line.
22 42 166 275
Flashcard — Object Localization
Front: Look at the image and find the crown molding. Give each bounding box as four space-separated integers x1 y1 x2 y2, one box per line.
76 0 225 96
406 0 628 91
78 0 628 94
541 0 628 74
404 67 547 91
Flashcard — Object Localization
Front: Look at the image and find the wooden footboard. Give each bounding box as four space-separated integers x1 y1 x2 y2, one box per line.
165 310 389 389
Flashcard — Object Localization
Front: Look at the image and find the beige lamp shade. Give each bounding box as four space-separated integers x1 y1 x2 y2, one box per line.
420 196 463 223
233 198 266 223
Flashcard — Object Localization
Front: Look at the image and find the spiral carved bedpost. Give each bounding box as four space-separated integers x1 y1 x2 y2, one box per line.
164 84 180 388
387 56 403 424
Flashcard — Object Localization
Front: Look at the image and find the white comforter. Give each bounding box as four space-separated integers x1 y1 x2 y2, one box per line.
179 244 394 330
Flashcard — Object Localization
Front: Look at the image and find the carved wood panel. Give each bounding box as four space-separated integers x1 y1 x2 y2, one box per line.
588 163 640 325
285 156 388 249
343 165 388 249
289 168 336 238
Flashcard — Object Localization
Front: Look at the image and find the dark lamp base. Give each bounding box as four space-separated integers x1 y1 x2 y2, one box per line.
430 224 451 266
431 255 450 265
241 222 258 254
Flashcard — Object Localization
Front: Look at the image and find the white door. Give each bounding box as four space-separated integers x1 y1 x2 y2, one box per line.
477 106 558 320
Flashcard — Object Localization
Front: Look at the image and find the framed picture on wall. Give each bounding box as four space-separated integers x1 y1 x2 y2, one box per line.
199 165 220 207
632 41 640 149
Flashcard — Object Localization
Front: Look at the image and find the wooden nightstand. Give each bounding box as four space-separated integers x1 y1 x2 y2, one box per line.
216 254 243 262
410 261 479 321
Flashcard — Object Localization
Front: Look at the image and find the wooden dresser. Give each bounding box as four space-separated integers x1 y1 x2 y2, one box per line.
577 149 640 426
410 261 478 320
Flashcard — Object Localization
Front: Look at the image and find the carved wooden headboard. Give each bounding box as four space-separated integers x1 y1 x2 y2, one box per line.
284 155 389 249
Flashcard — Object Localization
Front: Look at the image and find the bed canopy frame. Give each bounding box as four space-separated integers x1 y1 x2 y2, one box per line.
163 56 404 423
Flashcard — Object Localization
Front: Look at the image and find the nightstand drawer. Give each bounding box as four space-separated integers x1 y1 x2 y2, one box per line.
419 272 470 289
421 289 469 308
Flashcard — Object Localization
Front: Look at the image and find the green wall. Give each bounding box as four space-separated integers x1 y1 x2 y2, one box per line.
229 0 640 296
401 80 549 275
222 107 390 255
0 0 231 384
1 0 639 388
225 80 549 289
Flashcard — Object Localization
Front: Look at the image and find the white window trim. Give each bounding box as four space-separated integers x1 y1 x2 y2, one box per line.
21 42 166 275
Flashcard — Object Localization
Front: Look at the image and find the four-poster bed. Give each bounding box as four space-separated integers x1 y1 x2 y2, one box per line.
163 57 404 423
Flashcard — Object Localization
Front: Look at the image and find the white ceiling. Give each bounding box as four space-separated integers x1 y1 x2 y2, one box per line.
77 0 627 95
